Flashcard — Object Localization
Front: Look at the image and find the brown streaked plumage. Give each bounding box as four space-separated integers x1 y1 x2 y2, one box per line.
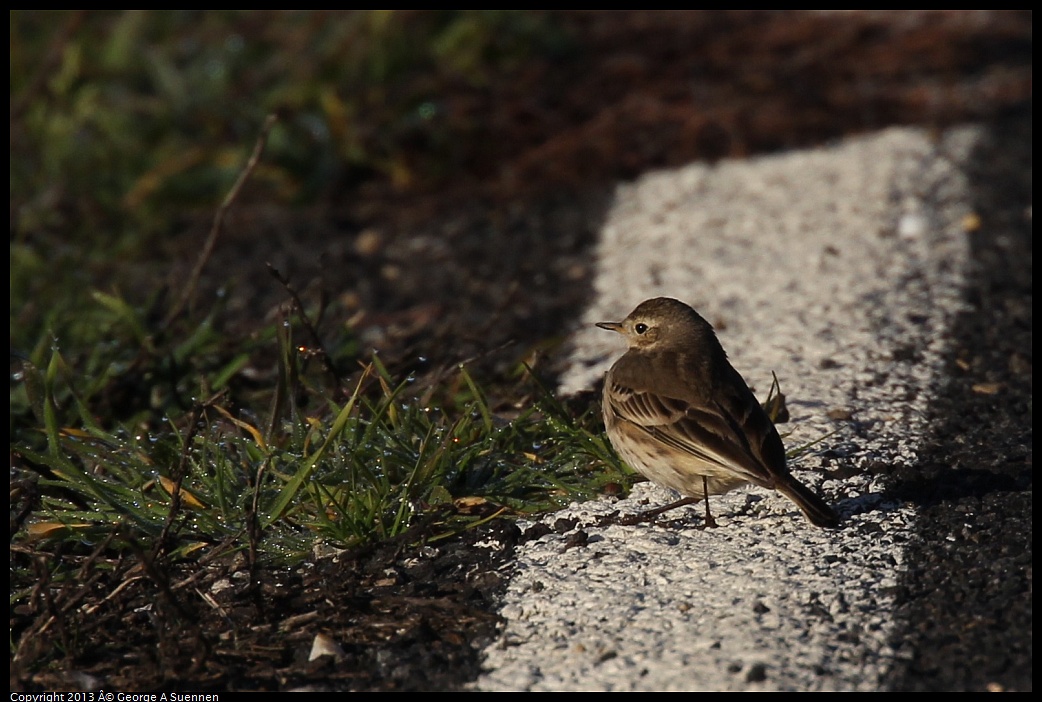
597 297 839 528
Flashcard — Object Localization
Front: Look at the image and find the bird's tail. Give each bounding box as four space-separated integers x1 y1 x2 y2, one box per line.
776 475 840 528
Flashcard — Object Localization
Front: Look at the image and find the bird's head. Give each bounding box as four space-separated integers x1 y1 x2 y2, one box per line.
596 297 715 352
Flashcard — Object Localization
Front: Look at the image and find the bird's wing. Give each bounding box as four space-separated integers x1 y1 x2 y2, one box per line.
606 376 776 487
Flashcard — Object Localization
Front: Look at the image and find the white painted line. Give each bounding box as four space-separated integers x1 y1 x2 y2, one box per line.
475 125 982 691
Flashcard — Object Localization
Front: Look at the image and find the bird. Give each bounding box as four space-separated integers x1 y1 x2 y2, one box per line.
596 297 839 528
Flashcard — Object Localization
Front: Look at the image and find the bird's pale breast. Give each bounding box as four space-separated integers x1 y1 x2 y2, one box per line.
603 384 749 498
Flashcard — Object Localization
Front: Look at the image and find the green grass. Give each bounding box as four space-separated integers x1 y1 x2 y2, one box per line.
9 291 630 675
12 301 629 568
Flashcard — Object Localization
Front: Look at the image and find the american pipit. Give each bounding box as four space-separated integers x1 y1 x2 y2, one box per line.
597 297 839 528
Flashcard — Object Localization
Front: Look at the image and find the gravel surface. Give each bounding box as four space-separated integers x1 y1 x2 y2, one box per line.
473 119 1031 691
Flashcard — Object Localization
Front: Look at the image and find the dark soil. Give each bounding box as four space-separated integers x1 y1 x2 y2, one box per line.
10 11 1031 692
11 519 527 692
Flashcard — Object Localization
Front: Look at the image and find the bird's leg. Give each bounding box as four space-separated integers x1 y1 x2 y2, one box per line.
641 495 699 520
615 478 719 527
615 495 699 526
702 476 718 528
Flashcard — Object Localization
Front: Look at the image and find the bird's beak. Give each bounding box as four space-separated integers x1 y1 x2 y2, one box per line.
596 321 624 333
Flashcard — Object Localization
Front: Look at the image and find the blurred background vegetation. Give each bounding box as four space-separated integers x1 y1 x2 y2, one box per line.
11 10 567 228
11 9 571 363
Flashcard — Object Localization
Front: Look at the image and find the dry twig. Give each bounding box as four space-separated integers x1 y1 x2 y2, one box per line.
162 113 279 330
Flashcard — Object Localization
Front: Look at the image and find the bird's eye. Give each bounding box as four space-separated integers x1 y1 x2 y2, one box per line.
634 323 648 334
